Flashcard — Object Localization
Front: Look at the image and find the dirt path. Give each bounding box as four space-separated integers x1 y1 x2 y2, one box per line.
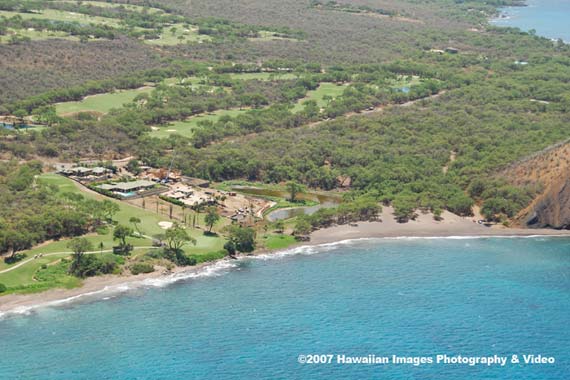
442 150 457 174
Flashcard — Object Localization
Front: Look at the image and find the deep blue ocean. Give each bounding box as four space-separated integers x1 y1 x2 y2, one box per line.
492 0 570 42
0 237 569 379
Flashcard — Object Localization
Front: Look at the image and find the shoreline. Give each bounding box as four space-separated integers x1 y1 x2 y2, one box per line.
308 207 570 245
489 0 569 44
2 207 570 318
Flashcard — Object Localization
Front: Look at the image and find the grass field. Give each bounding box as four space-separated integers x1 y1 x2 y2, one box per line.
144 23 211 46
228 72 297 81
59 1 164 14
0 174 226 294
0 9 124 28
292 82 348 112
0 28 78 44
163 76 203 87
262 234 297 250
54 72 301 117
55 87 153 115
150 109 249 138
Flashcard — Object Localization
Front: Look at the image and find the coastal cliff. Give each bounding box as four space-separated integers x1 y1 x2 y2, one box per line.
504 140 570 229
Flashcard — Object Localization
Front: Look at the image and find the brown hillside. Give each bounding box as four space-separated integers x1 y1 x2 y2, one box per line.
501 139 570 229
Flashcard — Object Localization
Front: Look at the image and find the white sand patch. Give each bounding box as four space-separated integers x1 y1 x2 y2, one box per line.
150 126 159 131
167 129 176 132
159 221 173 229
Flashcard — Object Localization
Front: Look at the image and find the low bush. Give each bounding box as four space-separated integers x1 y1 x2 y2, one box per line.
0 283 7 293
164 248 197 266
96 226 109 235
4 253 27 264
70 255 120 278
188 250 227 264
145 249 164 259
130 262 155 275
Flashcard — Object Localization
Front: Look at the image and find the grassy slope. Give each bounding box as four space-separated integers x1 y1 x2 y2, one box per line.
0 174 226 293
0 28 79 44
55 87 153 115
0 9 124 27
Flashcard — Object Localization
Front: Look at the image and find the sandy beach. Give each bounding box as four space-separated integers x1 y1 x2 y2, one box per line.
0 261 227 317
2 206 569 317
310 206 570 244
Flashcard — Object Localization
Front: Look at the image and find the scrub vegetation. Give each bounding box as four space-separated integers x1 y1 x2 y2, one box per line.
1 0 570 292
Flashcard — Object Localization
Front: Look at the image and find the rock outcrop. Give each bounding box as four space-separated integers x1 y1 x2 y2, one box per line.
524 177 570 229
502 140 570 229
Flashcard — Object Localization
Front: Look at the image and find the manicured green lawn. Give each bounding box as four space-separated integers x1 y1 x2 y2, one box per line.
0 174 227 293
144 23 211 45
150 109 249 138
262 234 297 250
292 82 348 112
55 87 153 115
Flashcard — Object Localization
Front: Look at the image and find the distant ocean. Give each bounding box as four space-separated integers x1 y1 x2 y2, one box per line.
491 0 570 42
0 237 569 379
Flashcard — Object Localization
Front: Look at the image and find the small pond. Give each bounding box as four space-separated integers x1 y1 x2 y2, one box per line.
1 122 34 130
232 186 342 221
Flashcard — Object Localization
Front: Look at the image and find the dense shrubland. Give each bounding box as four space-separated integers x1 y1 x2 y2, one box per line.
0 161 124 257
1 0 570 226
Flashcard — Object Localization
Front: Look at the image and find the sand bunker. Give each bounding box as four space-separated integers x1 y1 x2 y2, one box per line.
158 221 173 229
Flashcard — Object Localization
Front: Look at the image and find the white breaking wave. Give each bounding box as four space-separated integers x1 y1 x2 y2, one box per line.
0 259 239 320
380 235 570 240
2 234 567 320
250 234 569 261
140 259 238 288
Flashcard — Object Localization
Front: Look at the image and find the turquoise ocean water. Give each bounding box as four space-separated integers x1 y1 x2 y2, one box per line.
492 0 570 42
0 237 569 379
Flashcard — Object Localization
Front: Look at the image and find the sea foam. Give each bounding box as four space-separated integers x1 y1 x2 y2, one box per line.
1 234 567 320
0 259 239 320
